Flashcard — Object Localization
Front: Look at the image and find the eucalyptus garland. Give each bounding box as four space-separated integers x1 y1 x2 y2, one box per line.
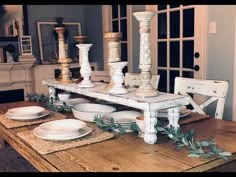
94 114 231 160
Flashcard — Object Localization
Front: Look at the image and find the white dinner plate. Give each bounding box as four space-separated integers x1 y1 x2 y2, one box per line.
5 110 50 121
157 108 192 118
103 111 143 124
53 98 90 107
33 126 93 141
39 119 87 135
6 106 45 118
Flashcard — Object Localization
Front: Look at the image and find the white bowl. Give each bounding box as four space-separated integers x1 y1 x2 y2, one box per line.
103 111 143 124
72 103 116 122
53 98 90 107
58 92 71 101
6 106 45 118
38 119 87 137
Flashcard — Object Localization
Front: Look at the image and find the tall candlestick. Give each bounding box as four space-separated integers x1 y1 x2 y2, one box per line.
74 35 88 64
104 32 122 91
76 44 95 88
133 11 158 98
55 26 73 83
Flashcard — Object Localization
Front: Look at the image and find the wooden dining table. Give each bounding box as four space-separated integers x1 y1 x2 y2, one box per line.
0 101 236 172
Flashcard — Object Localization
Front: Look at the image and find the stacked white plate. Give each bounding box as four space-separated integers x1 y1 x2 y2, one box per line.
157 107 192 119
103 111 143 132
33 119 92 141
5 106 49 121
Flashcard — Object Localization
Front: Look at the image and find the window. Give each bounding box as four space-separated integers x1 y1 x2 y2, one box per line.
102 5 131 73
37 22 81 63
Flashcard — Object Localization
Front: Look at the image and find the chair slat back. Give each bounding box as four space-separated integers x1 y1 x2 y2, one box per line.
174 77 229 119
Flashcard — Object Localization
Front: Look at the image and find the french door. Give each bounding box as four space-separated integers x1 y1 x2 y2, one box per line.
148 5 207 93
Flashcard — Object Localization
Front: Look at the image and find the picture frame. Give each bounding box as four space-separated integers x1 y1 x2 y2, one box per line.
20 35 33 55
37 21 81 63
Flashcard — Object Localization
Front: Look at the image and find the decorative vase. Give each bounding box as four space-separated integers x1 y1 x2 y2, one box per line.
104 32 122 91
133 11 158 98
76 44 95 88
108 61 128 95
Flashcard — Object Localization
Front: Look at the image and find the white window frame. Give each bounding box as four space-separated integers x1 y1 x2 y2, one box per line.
146 5 207 78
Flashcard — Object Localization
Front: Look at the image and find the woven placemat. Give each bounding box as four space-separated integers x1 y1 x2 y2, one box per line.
179 112 210 125
17 123 115 155
0 111 66 129
160 112 210 126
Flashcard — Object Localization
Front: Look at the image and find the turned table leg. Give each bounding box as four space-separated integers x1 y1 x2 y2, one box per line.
0 137 5 149
143 110 158 144
167 107 180 129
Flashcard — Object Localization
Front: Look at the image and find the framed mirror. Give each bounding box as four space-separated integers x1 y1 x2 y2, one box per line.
0 5 28 41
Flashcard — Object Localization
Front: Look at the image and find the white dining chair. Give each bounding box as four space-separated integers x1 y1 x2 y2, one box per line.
90 70 110 83
174 77 229 119
124 73 160 90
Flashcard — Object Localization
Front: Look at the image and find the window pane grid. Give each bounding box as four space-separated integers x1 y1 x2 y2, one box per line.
156 5 194 92
111 5 128 65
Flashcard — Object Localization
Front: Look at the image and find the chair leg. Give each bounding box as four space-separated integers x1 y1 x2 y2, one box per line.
0 137 5 149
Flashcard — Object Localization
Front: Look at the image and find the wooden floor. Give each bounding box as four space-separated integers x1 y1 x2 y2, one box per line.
0 142 235 172
0 143 38 172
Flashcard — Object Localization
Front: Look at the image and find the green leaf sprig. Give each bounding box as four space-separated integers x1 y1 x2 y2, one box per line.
156 125 231 160
27 94 71 113
94 114 140 137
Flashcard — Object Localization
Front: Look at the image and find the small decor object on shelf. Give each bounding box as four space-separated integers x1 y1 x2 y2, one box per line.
76 44 95 88
104 32 122 91
20 35 33 56
133 11 158 98
108 61 128 95
18 35 37 62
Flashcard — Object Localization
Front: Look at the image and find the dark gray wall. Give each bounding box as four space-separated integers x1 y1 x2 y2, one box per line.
83 5 103 70
27 5 85 62
207 5 236 120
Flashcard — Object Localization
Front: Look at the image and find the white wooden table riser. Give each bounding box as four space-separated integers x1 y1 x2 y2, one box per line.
43 79 190 144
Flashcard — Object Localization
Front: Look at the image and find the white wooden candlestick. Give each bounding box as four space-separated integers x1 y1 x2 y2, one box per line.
74 35 88 65
108 61 128 95
55 27 73 83
104 32 122 91
133 11 158 98
76 44 95 88
54 27 66 59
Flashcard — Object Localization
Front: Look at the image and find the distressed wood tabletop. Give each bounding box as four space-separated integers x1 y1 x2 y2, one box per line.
0 101 236 172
